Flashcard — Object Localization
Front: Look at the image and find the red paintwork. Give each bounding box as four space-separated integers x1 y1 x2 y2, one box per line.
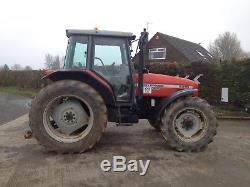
133 73 199 97
43 70 198 99
42 69 56 79
42 69 115 100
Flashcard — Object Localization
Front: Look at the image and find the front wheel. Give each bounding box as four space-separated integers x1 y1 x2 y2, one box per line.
161 97 217 152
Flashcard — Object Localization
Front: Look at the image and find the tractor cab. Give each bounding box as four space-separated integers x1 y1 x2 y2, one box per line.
64 29 136 102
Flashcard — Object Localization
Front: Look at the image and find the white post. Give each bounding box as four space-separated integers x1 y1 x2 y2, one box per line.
221 88 229 102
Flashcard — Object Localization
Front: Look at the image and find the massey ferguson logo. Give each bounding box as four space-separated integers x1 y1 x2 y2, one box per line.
142 84 193 94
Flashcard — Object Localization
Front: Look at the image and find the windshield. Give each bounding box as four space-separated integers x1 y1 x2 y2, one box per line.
65 36 88 69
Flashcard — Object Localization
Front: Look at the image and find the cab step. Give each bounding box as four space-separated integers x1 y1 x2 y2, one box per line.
116 123 134 126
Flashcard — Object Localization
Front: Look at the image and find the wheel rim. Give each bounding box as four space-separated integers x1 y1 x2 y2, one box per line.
173 108 208 143
43 95 94 143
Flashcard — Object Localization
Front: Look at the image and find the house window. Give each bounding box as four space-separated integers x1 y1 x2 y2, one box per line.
207 52 213 58
196 50 204 57
149 48 166 60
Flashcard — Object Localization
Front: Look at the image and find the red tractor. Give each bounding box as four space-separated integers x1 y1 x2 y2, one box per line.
29 29 217 153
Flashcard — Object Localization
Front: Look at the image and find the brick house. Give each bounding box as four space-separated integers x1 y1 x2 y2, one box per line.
134 32 215 65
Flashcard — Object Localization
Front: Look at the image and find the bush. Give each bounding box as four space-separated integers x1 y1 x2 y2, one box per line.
0 70 44 90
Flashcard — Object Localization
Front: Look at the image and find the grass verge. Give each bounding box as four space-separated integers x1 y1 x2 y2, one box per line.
214 105 250 117
0 87 37 98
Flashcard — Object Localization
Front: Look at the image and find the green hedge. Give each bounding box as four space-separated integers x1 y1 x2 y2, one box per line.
0 70 44 89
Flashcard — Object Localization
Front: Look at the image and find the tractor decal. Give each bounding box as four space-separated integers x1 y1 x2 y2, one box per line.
142 84 193 94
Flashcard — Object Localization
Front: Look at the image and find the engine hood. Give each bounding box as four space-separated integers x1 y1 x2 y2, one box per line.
144 73 197 86
134 73 198 97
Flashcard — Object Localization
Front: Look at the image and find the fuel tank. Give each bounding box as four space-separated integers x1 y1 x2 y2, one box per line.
134 73 199 97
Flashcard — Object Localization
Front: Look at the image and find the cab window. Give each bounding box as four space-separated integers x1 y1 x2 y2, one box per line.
65 36 88 69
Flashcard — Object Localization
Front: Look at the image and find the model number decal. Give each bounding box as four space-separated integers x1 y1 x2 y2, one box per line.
142 84 193 93
143 85 152 94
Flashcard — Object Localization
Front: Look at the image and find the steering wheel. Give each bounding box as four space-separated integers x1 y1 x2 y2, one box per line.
94 57 109 75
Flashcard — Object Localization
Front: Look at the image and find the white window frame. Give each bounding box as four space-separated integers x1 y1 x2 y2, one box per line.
207 52 214 58
149 48 166 60
196 50 204 57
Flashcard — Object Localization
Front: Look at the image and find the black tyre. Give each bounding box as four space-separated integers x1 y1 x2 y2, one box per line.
29 80 107 153
148 119 161 131
161 97 217 152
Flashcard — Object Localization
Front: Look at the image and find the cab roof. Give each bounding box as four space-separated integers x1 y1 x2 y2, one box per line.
66 29 135 39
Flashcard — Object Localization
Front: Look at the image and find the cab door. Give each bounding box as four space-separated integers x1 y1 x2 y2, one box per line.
91 37 133 103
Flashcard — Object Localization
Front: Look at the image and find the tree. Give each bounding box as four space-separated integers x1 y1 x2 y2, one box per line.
208 32 243 62
24 65 33 70
11 64 22 70
45 53 61 70
54 55 61 69
0 64 10 71
3 64 9 71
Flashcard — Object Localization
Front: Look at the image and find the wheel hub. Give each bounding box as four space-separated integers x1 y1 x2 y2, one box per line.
175 111 203 138
63 110 77 124
182 118 194 130
53 101 89 135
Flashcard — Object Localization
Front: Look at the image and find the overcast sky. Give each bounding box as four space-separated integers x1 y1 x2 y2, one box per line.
0 0 250 69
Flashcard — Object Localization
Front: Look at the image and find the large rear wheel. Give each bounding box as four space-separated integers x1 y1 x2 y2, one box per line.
29 80 107 153
161 97 217 152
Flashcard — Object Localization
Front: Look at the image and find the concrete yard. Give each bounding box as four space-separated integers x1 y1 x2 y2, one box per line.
0 92 31 125
0 115 249 187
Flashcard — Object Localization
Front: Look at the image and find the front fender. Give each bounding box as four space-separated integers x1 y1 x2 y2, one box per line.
155 89 198 121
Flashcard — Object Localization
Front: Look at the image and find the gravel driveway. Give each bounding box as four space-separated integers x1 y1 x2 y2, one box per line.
0 92 31 125
0 116 249 187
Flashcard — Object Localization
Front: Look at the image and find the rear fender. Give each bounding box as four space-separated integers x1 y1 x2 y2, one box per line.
155 89 198 121
42 70 116 106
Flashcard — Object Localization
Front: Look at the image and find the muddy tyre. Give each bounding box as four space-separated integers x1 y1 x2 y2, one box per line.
161 97 217 152
29 80 107 153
